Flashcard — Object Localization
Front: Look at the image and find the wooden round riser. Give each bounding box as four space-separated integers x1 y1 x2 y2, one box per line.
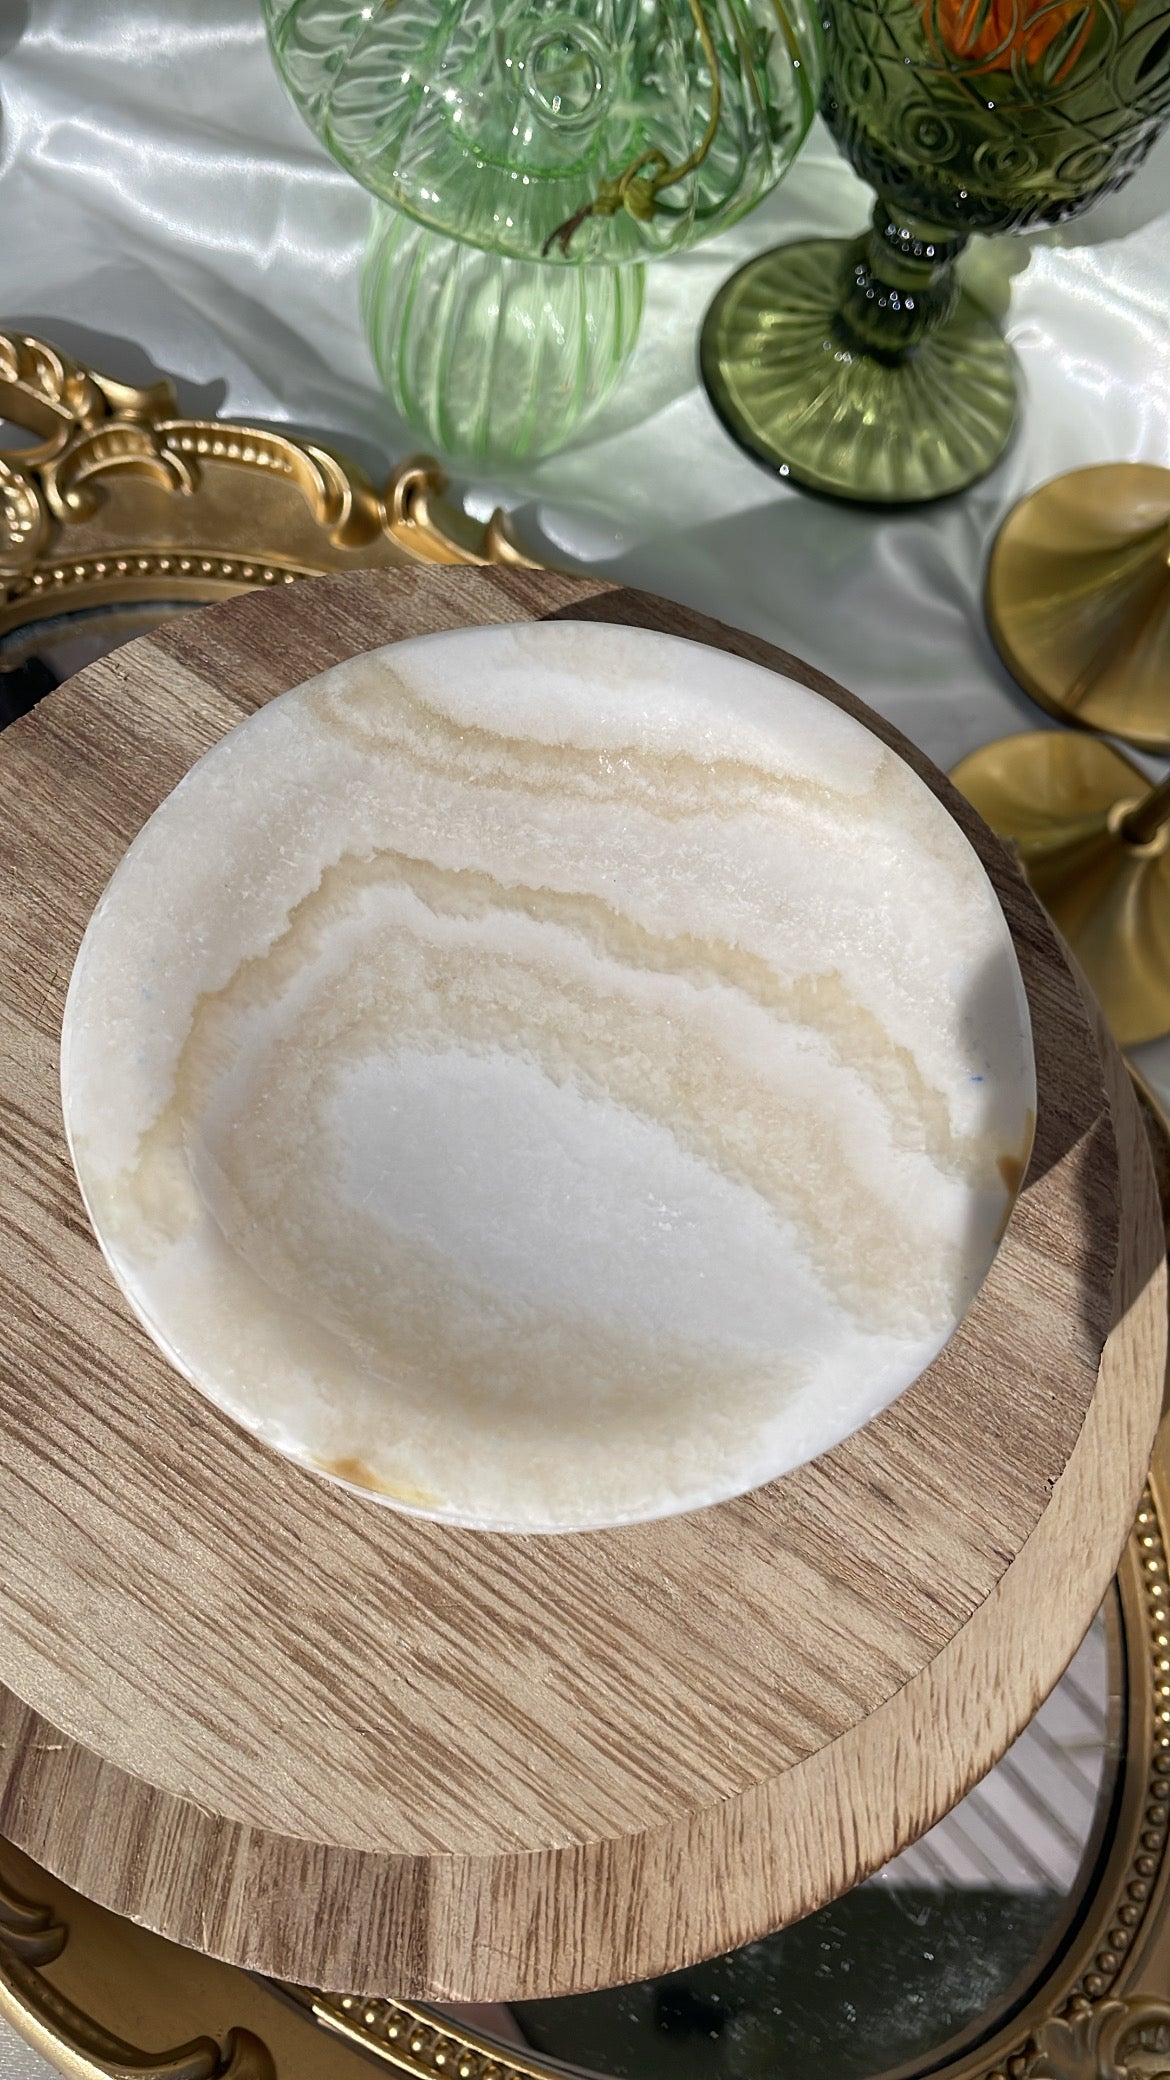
0 568 1163 2003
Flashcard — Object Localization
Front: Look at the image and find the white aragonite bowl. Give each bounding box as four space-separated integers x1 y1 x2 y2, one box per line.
61 618 1035 1533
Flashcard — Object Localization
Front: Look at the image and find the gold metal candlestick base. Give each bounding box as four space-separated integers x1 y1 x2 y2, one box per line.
951 731 1170 1047
986 463 1170 755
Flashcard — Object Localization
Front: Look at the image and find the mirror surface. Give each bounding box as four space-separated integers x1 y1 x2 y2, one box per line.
444 1613 1116 2079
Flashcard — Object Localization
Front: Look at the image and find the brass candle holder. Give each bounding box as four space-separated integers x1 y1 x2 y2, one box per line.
951 730 1170 1047
985 462 1170 756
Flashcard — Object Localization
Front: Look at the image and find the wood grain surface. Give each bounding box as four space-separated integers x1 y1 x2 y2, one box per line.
0 567 1163 2003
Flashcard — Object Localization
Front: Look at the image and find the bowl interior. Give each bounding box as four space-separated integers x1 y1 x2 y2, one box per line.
61 618 1035 1533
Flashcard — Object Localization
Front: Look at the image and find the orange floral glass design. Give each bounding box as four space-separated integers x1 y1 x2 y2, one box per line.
926 0 1140 79
699 0 1170 501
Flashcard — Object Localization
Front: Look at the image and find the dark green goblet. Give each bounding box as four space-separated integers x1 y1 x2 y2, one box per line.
700 0 1170 502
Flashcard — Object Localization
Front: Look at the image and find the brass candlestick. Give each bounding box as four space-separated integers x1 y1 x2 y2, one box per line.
986 463 1170 756
951 731 1170 1048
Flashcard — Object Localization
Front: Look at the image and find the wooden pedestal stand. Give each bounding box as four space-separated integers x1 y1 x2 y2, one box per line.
0 569 1162 2003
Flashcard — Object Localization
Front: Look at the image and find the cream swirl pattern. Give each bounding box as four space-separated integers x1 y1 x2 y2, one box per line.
60 620 1035 1531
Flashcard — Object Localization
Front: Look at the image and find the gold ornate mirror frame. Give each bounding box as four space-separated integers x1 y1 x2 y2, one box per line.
4 327 1170 2080
0 330 536 674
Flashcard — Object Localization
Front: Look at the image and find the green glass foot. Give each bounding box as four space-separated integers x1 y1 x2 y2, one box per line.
700 237 1018 505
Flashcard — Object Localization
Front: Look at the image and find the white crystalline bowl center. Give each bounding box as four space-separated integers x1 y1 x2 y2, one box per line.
60 619 1036 1532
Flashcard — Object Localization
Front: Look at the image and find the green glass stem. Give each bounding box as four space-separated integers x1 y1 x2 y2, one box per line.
836 204 967 360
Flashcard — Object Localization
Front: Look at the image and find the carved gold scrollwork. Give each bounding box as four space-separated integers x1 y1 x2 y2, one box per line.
0 1864 275 2080
0 1870 66 1968
152 423 381 549
0 458 49 580
42 424 199 524
0 328 540 637
0 334 106 464
1027 1997 1170 2080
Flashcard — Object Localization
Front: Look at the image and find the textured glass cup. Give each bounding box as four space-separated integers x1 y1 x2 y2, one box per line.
700 0 1170 502
362 205 644 462
264 0 822 267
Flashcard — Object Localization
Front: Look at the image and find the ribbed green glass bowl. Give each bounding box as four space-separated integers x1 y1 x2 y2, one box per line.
264 0 822 267
362 204 644 463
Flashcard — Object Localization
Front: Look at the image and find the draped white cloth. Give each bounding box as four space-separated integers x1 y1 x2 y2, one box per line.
4 0 1170 775
1 8 1169 2071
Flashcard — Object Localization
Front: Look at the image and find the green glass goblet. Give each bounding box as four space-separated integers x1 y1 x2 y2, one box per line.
700 0 1170 503
266 0 821 462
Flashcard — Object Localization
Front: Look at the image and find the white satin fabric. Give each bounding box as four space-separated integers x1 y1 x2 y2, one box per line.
0 11 1169 2072
4 0 1170 778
